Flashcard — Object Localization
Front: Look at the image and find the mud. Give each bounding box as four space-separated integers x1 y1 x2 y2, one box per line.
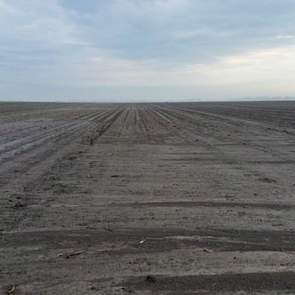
1 101 295 294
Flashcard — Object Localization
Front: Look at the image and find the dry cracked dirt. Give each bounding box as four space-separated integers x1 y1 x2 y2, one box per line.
1 101 295 294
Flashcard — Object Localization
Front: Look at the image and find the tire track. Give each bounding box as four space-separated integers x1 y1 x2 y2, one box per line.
148 105 294 190
124 271 295 293
0 111 101 161
0 108 121 188
160 104 295 162
0 107 125 231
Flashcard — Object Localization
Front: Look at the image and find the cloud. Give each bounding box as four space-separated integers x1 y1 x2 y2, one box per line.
63 0 295 63
1 0 295 101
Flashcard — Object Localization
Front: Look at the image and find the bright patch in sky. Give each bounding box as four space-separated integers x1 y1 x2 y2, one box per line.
1 0 295 101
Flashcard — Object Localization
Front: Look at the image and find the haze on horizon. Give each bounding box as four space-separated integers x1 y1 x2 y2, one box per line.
1 0 295 102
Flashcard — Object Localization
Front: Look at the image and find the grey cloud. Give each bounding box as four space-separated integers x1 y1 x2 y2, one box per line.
1 0 295 101
71 0 295 62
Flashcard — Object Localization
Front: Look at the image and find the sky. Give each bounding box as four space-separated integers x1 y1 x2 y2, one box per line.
1 0 295 102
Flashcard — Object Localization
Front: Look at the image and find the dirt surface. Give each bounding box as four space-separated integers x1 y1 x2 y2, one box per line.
1 101 295 294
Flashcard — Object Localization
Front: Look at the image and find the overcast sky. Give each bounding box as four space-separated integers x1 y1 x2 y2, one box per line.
1 0 295 102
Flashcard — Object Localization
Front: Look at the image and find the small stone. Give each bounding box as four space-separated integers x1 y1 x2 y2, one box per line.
145 275 157 283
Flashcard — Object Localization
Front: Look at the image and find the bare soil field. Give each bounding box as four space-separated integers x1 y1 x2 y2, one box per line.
1 101 295 294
